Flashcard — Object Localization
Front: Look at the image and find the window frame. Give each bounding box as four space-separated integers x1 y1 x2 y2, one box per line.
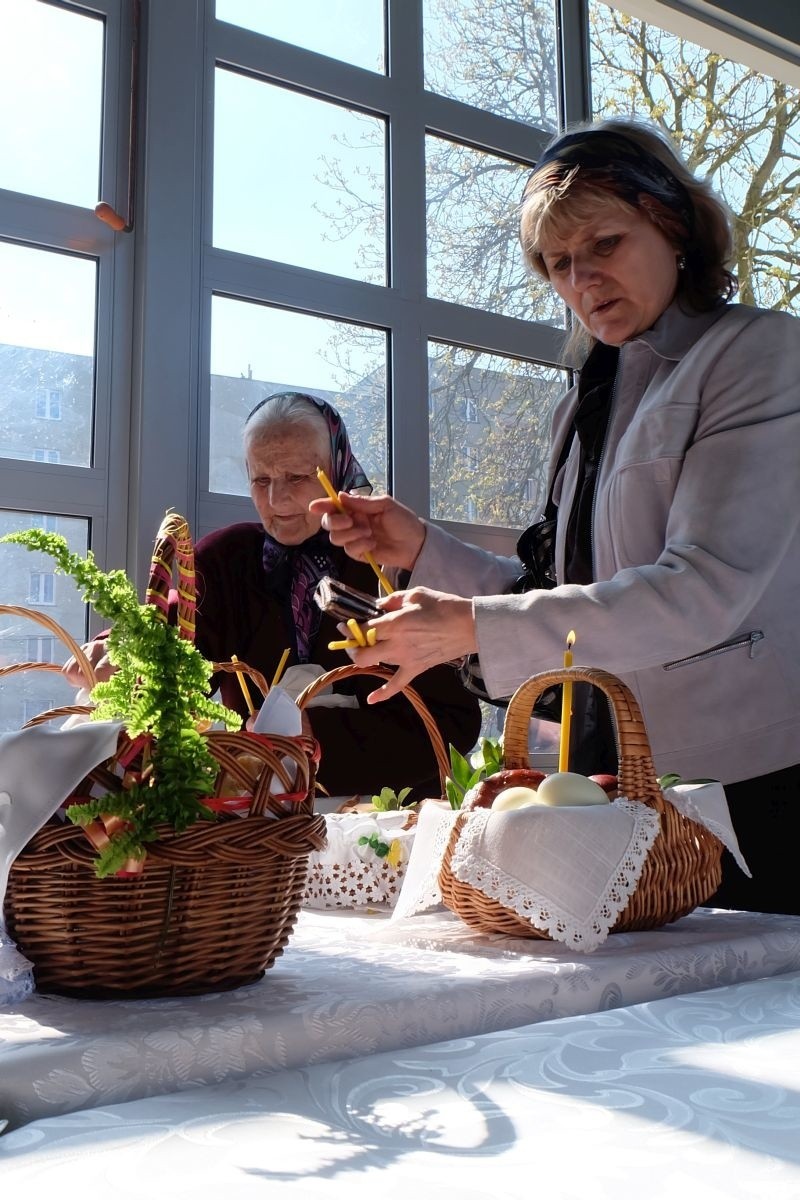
0 0 134 612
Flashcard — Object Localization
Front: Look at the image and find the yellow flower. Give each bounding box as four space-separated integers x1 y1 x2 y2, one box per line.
386 839 404 869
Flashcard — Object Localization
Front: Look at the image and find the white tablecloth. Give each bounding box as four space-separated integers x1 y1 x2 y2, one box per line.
2 906 800 1131
2 968 800 1198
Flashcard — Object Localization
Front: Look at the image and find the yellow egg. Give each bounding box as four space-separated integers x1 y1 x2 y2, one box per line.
491 786 542 811
534 772 610 807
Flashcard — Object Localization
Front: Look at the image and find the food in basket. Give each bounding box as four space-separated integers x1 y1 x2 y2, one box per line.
490 785 541 811
488 771 611 810
534 771 610 806
462 767 546 810
589 773 620 798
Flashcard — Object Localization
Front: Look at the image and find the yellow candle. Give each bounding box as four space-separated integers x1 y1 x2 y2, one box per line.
558 631 576 773
346 618 367 647
230 653 256 716
315 466 394 595
271 647 291 689
328 637 361 651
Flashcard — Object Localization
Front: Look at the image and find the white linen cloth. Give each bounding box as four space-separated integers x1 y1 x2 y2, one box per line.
3 969 800 1199
0 721 123 1005
2 906 800 1133
266 663 358 709
394 783 747 951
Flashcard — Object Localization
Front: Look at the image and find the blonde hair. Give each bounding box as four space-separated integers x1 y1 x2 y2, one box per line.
520 119 737 361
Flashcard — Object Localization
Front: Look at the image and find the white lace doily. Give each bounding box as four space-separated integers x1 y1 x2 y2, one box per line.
394 799 661 951
448 800 660 951
304 811 416 909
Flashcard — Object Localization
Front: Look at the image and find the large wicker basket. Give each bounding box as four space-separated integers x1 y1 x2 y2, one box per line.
1 514 327 998
439 666 724 938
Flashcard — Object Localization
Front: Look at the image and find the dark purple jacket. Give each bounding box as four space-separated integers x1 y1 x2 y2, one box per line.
193 523 481 800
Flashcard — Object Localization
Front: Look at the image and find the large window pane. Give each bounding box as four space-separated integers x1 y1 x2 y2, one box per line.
423 0 558 130
590 2 800 314
0 511 90 734
216 0 385 73
210 297 387 496
0 0 103 207
429 342 566 528
213 69 386 283
425 136 562 323
0 242 96 469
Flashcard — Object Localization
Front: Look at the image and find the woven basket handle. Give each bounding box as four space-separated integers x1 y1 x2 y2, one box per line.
145 512 196 640
0 603 98 690
502 666 663 809
295 663 451 794
211 659 270 701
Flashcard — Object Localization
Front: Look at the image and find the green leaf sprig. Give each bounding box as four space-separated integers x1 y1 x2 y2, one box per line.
370 786 413 812
2 527 240 875
445 736 503 810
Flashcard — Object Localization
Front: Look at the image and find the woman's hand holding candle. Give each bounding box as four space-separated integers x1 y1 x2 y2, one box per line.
309 487 427 576
333 585 478 702
315 468 395 594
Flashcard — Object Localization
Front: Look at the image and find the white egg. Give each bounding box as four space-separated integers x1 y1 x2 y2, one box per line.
490 786 542 811
534 772 610 807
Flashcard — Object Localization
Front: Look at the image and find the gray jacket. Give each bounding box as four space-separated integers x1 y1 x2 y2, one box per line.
413 301 800 785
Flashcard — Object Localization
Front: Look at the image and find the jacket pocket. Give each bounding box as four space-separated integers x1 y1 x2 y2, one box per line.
663 630 764 671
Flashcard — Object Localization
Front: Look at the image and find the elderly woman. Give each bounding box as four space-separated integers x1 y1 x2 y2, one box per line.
68 392 481 800
312 119 800 915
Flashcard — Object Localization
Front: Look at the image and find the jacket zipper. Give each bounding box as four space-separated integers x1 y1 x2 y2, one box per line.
663 630 764 671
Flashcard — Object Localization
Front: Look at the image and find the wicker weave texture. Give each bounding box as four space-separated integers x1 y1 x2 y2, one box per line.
439 666 723 939
1 514 326 998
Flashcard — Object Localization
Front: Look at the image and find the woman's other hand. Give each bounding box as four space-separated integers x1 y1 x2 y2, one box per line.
341 586 477 702
308 491 426 573
62 637 114 688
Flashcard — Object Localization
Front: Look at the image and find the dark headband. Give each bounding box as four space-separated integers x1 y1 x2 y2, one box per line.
528 128 692 230
246 391 371 494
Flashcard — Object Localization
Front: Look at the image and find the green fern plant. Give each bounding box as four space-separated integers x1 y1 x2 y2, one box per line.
2 528 240 876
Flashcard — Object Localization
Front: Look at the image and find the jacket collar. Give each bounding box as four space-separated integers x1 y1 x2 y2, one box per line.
629 298 730 361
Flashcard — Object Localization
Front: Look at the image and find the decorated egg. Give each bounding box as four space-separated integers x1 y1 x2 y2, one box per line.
534 772 610 807
490 786 541 811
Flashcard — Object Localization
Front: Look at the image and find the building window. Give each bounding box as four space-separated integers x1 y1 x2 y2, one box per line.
29 513 59 532
33 448 61 464
465 397 479 424
26 636 57 663
28 571 55 605
23 699 56 725
35 389 62 420
524 478 537 503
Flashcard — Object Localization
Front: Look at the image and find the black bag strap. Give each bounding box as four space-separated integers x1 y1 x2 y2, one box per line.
542 421 577 522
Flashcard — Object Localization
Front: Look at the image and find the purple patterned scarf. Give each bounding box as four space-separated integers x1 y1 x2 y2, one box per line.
256 393 372 663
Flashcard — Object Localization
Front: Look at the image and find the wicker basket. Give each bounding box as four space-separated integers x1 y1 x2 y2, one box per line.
439 666 724 938
296 664 449 909
1 514 326 998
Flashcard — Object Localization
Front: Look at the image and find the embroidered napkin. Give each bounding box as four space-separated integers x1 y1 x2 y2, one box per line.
394 798 660 951
393 782 745 952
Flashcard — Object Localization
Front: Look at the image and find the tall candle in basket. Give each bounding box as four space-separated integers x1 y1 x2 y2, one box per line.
558 631 576 773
